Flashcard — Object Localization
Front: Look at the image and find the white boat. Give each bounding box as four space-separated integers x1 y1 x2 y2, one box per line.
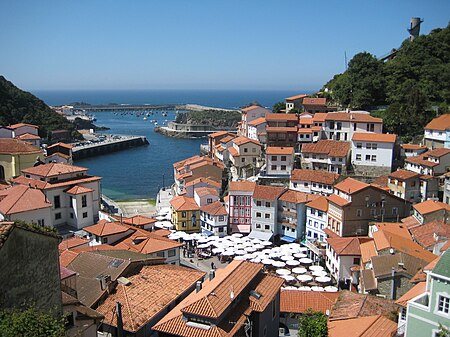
143 117 148 121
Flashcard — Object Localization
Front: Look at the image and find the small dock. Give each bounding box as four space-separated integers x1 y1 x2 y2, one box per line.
72 135 149 160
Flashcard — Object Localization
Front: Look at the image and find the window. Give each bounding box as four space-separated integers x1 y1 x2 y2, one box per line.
218 227 224 232
102 237 108 244
438 295 450 314
55 213 61 220
54 195 61 209
241 158 245 163
256 223 261 229
207 198 212 204
281 165 286 171
81 195 87 207
272 299 276 319
265 213 270 219
37 219 45 226
256 200 262 206
168 249 176 257
293 183 297 187
265 202 270 207
219 215 224 221
70 213 73 219
366 154 371 161
264 225 270 230
244 147 248 153
356 154 362 161
271 156 277 161
353 258 361 265
356 143 362 149
367 123 374 132
256 212 261 218
371 155 377 162
156 252 165 257
271 165 277 170
182 221 186 228
392 207 398 215
281 156 287 161
357 209 362 217
372 143 378 150
83 212 88 218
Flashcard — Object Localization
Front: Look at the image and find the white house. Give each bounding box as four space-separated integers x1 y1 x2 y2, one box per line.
400 144 428 158
324 111 383 141
228 136 262 179
83 220 135 245
247 117 266 143
250 185 285 241
305 196 328 243
200 201 228 237
351 133 397 175
239 106 271 137
265 146 295 177
290 169 340 196
194 187 219 207
184 177 221 198
405 148 450 176
424 114 450 149
301 140 351 174
12 162 102 230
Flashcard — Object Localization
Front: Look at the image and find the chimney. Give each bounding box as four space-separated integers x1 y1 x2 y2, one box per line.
209 269 215 281
196 281 202 293
390 267 396 300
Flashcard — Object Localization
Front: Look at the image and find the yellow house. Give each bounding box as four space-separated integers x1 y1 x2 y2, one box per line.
0 139 43 182
170 196 200 233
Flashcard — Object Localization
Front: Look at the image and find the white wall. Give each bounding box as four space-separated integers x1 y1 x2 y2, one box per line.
305 206 327 242
266 153 294 176
252 199 277 234
351 140 394 168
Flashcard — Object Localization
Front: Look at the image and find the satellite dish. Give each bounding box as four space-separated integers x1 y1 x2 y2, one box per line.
389 248 395 254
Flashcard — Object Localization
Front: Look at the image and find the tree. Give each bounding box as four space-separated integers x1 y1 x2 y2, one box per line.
436 323 449 337
273 101 285 113
0 307 65 337
298 309 328 337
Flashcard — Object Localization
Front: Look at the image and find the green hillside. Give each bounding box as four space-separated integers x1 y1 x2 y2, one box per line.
321 23 450 141
0 76 81 140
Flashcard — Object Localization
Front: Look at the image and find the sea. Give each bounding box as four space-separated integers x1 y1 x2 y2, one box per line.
33 89 303 200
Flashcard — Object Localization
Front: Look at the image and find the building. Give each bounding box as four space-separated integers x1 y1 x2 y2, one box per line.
238 105 270 137
247 117 267 143
404 249 450 337
227 180 256 234
327 178 411 237
290 169 340 196
411 199 450 226
324 111 383 141
0 185 52 225
228 136 262 179
297 113 323 144
285 94 308 113
405 147 450 176
153 260 284 337
0 138 44 182
184 177 221 198
16 133 41 147
265 113 298 148
250 185 285 241
7 123 39 138
45 142 73 164
194 187 219 207
305 196 328 242
388 169 439 203
409 220 450 254
265 146 295 177
302 97 328 113
401 144 428 158
209 133 237 163
0 222 62 314
12 163 102 230
170 196 200 233
424 114 450 149
83 220 136 245
301 140 351 174
328 315 397 337
207 131 236 158
277 189 319 243
123 215 157 231
351 133 397 175
200 201 228 237
96 264 205 337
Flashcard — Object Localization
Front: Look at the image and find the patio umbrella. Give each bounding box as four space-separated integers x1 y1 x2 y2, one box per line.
309 265 324 271
250 258 262 263
168 233 181 240
272 261 286 268
197 243 210 249
261 241 272 246
293 253 307 259
243 253 255 260
276 269 291 276
297 286 311 291
232 233 243 238
315 276 332 283
292 267 307 274
254 244 264 250
298 247 309 252
299 258 313 264
197 238 209 244
222 250 235 256
297 275 313 282
324 286 338 292
251 238 263 244
242 241 253 247
155 216 166 220
286 260 301 267
162 223 174 229
261 258 275 265
245 246 257 253
283 286 298 290
154 221 164 229
280 255 294 261
234 256 246 260
158 206 170 214
234 249 247 255
281 275 296 282
212 247 224 254
311 286 325 292
312 270 328 277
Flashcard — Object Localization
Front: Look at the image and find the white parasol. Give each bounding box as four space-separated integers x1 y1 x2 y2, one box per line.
292 267 307 274
297 275 313 282
276 269 291 276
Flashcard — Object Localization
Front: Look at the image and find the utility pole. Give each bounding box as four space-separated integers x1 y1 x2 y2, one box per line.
116 302 124 337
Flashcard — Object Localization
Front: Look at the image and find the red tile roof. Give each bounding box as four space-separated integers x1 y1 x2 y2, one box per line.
413 199 450 215
280 290 339 314
22 162 88 177
253 185 285 201
247 117 266 126
303 97 326 106
64 185 93 195
388 169 420 180
16 133 41 140
232 136 261 146
266 146 294 155
0 138 42 155
170 196 200 211
328 315 397 337
372 222 411 239
96 265 205 333
265 113 298 122
0 185 52 214
396 282 426 307
301 140 350 157
123 215 156 227
58 236 90 252
195 187 219 198
265 126 298 133
327 193 351 207
200 201 227 216
313 113 327 122
12 174 101 190
241 105 260 112
285 94 308 101
47 142 73 149
83 220 131 237
352 133 396 143
409 220 450 249
59 250 79 267
426 147 450 158
185 177 221 188
425 114 450 131
279 189 319 204
334 177 369 194
325 112 382 123
291 169 340 185
401 144 428 150
8 123 38 129
327 237 371 256
306 195 328 212
228 180 256 192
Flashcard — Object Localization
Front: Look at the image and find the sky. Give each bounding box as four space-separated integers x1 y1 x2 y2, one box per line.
0 0 449 91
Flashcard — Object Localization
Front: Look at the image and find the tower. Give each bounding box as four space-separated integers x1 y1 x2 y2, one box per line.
408 17 423 41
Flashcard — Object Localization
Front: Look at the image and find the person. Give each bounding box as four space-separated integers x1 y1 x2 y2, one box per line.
211 262 216 270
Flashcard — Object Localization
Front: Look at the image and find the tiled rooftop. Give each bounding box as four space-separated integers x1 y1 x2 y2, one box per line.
280 290 339 314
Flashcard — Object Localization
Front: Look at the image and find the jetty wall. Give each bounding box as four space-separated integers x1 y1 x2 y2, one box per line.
72 136 149 160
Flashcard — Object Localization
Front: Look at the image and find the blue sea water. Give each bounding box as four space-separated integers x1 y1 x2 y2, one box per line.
33 89 305 200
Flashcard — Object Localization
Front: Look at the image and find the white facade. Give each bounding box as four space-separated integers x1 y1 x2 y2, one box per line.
290 180 334 196
200 211 228 237
305 206 327 242
326 245 359 282
301 154 348 174
87 229 135 246
351 140 395 169
194 190 219 207
324 115 383 141
266 151 294 176
1 207 52 228
251 198 278 236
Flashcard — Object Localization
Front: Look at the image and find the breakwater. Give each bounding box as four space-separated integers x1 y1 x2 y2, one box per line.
155 122 237 138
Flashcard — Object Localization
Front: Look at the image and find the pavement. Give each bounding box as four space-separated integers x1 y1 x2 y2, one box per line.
115 200 156 217
180 250 230 273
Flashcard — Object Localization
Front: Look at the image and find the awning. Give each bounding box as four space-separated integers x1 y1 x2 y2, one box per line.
280 235 296 243
247 231 273 241
201 228 213 236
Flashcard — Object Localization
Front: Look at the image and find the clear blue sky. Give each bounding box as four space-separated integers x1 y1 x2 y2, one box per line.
1 0 448 91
